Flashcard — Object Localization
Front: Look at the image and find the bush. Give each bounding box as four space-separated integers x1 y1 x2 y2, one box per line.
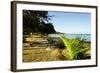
54 39 65 49
60 35 90 60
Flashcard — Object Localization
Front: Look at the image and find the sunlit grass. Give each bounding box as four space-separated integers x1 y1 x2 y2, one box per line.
23 48 66 62
23 34 91 62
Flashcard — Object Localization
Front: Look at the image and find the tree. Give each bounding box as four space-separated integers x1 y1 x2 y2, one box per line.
23 10 56 34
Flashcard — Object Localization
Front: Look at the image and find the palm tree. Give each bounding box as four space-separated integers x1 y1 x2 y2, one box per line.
60 35 89 60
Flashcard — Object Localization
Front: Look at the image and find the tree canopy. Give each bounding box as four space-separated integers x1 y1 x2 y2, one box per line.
23 10 56 35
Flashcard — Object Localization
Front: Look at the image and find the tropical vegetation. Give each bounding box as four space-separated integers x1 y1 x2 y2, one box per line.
60 35 90 60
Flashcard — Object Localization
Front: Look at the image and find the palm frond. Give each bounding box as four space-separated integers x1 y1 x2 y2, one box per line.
60 35 89 60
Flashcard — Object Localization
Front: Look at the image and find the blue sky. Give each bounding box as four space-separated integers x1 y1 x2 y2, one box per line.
48 11 91 34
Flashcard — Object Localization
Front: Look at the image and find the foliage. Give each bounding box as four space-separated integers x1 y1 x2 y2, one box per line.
47 37 55 48
60 35 89 60
53 38 65 49
23 10 56 34
47 37 54 44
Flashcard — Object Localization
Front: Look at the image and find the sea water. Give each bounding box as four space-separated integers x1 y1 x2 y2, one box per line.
48 34 91 42
65 34 91 42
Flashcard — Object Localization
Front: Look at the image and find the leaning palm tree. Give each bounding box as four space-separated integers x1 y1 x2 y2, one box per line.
60 35 89 60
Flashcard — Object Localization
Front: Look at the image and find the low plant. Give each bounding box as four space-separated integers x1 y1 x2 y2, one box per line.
47 37 55 49
60 35 89 60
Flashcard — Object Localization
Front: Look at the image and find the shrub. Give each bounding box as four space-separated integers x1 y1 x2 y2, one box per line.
60 35 89 60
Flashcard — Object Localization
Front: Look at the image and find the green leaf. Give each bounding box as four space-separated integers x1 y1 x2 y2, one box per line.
60 35 89 60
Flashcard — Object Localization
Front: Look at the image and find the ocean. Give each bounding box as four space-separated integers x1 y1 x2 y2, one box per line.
48 34 91 42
